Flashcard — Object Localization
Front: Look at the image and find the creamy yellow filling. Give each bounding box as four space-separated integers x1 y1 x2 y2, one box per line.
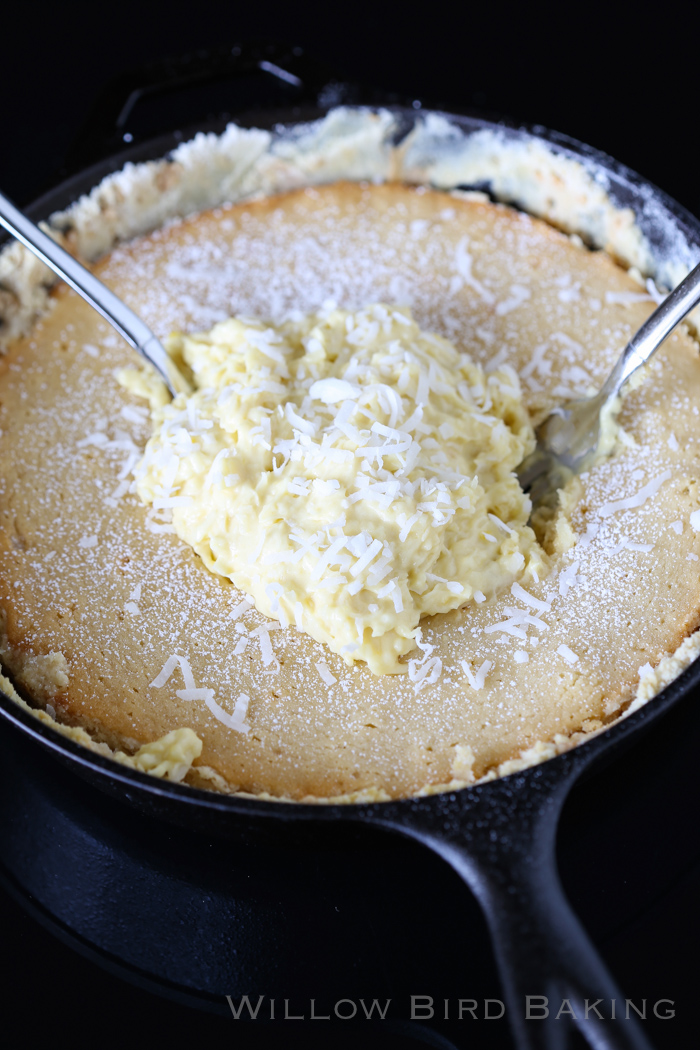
126 304 545 673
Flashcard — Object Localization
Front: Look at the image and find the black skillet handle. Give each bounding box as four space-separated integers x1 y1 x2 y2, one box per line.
62 41 343 173
378 754 654 1050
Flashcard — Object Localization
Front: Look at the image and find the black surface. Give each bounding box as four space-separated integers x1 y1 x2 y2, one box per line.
1 3 699 1047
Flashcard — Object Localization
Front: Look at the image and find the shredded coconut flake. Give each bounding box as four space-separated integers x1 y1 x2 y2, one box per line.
597 470 672 518
315 661 338 686
511 581 551 613
557 644 579 666
206 692 250 734
460 659 493 690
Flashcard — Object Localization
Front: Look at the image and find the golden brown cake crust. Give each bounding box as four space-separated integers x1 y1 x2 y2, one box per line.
2 182 700 799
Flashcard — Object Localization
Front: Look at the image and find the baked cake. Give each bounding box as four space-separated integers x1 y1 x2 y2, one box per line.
1 151 700 800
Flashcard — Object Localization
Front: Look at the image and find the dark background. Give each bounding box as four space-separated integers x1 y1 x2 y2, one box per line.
2 0 698 219
1 2 699 1048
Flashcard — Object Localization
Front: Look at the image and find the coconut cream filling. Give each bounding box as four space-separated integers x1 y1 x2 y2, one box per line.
124 304 546 674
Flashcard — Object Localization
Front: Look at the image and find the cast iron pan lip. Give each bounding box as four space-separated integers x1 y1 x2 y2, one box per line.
2 102 700 825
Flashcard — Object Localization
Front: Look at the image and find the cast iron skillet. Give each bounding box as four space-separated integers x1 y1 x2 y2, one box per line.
2 44 700 1050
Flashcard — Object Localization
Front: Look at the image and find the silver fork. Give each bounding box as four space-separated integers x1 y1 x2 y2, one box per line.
0 189 188 396
518 259 700 509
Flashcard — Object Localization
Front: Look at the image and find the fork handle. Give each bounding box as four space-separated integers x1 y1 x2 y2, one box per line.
604 260 700 400
0 189 181 394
